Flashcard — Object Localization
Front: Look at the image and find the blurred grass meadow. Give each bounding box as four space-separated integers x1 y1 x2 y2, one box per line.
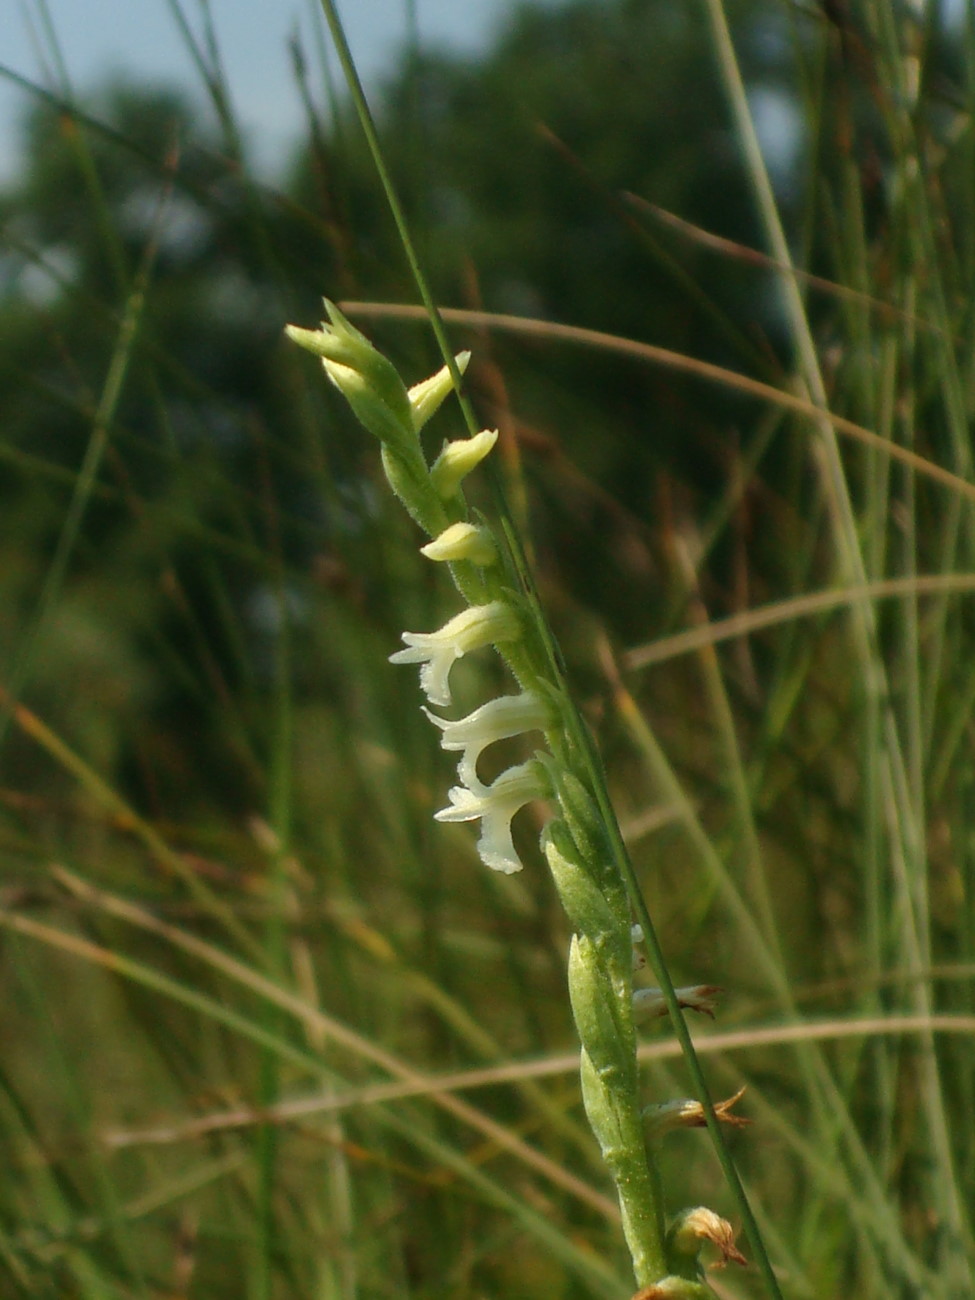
3 0 975 1295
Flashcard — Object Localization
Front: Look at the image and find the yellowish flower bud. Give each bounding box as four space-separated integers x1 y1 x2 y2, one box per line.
408 352 471 431
420 522 497 566
430 429 498 498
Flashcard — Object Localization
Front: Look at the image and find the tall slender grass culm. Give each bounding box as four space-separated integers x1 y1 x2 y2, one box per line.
4 0 975 1296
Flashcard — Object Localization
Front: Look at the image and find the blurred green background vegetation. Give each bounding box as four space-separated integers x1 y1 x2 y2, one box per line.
2 0 975 1295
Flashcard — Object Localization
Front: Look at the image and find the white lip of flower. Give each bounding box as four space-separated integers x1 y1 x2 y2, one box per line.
388 601 520 707
423 691 552 789
434 759 549 874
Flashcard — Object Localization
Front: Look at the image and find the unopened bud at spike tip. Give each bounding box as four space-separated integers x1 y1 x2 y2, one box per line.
286 303 413 449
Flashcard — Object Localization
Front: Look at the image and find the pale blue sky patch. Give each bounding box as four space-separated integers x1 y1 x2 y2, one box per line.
0 0 543 182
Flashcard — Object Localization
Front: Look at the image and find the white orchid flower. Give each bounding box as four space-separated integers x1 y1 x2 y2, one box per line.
389 601 520 707
434 759 548 874
424 691 552 790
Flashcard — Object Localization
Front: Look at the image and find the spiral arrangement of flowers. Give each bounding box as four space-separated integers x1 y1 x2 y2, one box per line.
288 302 746 1296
